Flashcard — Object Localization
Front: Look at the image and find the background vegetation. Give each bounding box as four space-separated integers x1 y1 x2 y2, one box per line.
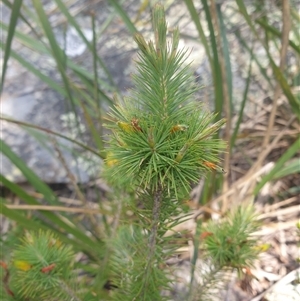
1 0 299 300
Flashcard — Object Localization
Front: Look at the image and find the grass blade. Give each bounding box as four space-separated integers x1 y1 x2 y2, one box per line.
0 141 103 253
233 30 273 88
254 136 300 195
2 0 38 37
0 20 48 53
32 0 76 114
0 200 98 257
235 0 258 35
1 139 58 205
255 18 300 53
272 159 300 180
53 0 119 92
80 102 104 154
0 0 23 93
0 40 66 95
0 21 114 107
109 0 137 34
230 47 254 149
184 0 212 66
201 0 223 115
0 116 103 158
269 58 300 119
0 176 98 254
217 4 233 114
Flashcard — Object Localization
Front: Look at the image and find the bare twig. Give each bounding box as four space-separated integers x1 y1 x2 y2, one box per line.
260 0 291 156
252 219 298 236
0 116 102 158
5 204 101 214
250 267 300 301
51 136 102 236
258 204 300 219
199 116 296 210
20 187 80 205
267 196 298 210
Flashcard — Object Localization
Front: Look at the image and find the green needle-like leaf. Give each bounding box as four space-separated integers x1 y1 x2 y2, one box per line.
104 3 226 198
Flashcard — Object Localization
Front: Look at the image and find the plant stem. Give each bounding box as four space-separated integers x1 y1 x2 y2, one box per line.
137 188 162 300
148 188 162 262
60 280 82 301
189 264 223 301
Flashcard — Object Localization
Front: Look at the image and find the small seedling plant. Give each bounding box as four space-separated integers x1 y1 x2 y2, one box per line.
104 4 227 301
3 4 262 301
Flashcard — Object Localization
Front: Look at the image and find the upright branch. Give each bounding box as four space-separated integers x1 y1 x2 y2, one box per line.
148 188 162 265
138 188 162 299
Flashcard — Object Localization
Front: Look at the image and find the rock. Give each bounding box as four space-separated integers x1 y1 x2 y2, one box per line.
1 65 90 183
0 1 136 184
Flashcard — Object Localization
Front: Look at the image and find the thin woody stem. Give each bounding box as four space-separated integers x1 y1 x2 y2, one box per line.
148 188 162 261
135 188 162 300
60 281 82 301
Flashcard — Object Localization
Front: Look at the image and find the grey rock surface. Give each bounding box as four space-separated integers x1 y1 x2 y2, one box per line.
1 62 90 183
0 1 137 183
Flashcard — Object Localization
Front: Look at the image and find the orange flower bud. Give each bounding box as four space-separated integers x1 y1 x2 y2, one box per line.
41 263 56 274
170 124 189 133
131 118 143 132
202 161 226 173
200 232 214 239
0 261 8 269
